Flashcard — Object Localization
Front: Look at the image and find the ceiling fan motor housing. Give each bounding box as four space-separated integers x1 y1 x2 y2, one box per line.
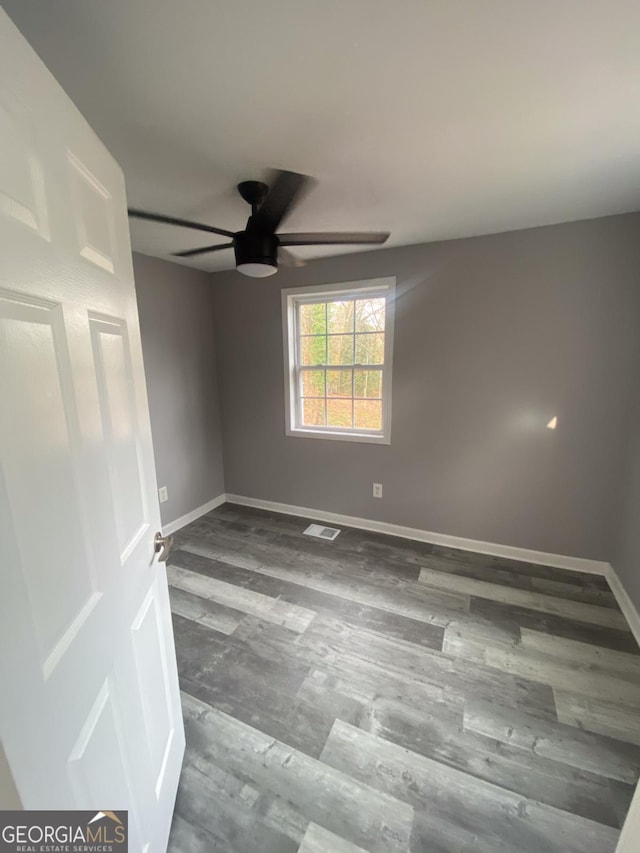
234 230 279 270
127 169 389 269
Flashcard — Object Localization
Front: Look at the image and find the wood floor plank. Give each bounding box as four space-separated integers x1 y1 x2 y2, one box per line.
181 667 359 762
463 698 640 785
173 609 332 757
320 719 620 853
169 585 245 635
299 664 462 718
470 596 640 655
554 691 640 746
210 535 623 659
409 809 499 853
530 575 618 608
418 553 618 608
173 619 326 760
176 535 471 626
170 547 445 651
305 614 557 716
360 695 622 826
167 813 225 853
168 563 316 633
180 691 414 853
232 612 557 721
298 823 369 853
263 802 308 846
420 567 628 629
519 628 640 679
199 504 431 574
185 513 423 583
174 763 299 853
430 542 611 590
171 613 228 683
609 780 638 829
443 625 640 707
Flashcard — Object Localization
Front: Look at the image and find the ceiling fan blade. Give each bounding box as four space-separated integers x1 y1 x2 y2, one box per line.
278 231 390 246
172 242 234 258
128 208 235 238
278 247 306 268
253 170 316 233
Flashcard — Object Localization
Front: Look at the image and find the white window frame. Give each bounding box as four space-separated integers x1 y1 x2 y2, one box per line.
282 276 395 444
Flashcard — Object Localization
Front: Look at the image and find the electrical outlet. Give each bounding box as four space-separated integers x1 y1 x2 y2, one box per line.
158 486 168 503
373 483 383 498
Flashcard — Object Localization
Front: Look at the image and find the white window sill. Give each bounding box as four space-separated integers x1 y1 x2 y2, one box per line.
286 426 390 445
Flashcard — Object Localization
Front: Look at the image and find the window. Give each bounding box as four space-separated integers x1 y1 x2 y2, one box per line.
282 277 395 443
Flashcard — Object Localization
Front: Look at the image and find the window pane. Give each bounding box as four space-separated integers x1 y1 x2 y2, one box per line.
301 398 326 426
300 335 326 366
291 287 390 439
327 399 353 428
354 399 382 431
356 298 385 333
354 369 382 399
327 300 354 334
327 369 352 398
327 334 354 365
355 332 384 364
301 369 325 397
299 302 326 335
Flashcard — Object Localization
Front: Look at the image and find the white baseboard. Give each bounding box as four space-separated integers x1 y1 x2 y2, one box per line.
224 493 608 576
162 493 227 536
605 564 640 648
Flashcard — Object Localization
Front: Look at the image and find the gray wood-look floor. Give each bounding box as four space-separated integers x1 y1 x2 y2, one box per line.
165 504 640 852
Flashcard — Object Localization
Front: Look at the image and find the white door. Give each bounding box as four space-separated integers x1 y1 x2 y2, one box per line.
0 10 185 852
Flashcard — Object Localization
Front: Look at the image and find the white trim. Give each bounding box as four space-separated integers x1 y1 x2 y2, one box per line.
162 493 227 536
281 277 395 445
605 563 640 648
225 493 609 576
285 425 391 445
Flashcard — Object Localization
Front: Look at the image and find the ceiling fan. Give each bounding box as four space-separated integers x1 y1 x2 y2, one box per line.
128 170 390 277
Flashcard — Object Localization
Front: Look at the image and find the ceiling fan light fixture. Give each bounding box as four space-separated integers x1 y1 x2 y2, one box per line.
234 231 278 278
236 261 278 277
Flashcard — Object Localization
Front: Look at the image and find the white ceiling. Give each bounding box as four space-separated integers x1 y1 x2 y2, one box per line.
4 0 640 271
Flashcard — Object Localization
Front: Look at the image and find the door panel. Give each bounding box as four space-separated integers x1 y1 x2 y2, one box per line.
131 581 178 795
90 314 149 560
68 679 133 810
0 293 101 675
68 152 117 273
0 90 49 237
67 677 146 851
0 10 184 851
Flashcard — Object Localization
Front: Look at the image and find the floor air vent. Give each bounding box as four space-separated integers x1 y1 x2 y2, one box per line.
303 523 341 541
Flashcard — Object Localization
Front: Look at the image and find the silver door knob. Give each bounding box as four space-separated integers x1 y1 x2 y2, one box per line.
154 532 173 562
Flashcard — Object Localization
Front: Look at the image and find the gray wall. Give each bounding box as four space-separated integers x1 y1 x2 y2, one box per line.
134 253 225 527
613 392 640 608
211 213 640 561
